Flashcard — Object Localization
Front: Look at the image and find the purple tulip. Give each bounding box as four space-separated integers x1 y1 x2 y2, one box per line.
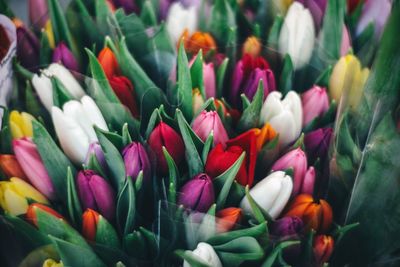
16 25 39 70
271 148 308 197
52 42 79 73
113 0 139 14
122 142 151 181
85 142 107 170
304 128 333 163
13 138 56 200
192 110 229 148
178 173 214 212
77 170 115 221
28 0 48 31
159 0 174 19
242 68 276 101
296 0 327 29
301 86 329 127
270 216 304 237
356 0 391 39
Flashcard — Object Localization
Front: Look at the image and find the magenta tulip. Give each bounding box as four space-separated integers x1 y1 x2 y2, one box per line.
122 142 151 181
28 0 48 31
304 128 333 163
12 138 56 200
302 167 316 195
178 173 214 212
341 25 351 56
112 0 139 14
52 42 79 73
203 62 216 99
16 25 39 70
191 110 229 147
301 86 329 127
271 216 304 238
85 142 106 170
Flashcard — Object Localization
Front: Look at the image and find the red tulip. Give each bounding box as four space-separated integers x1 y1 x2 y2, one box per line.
26 203 64 227
313 235 334 266
82 208 99 241
0 154 27 181
216 207 242 233
109 75 139 118
98 47 120 78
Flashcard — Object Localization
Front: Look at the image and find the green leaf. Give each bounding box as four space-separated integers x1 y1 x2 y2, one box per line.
261 241 299 267
174 250 212 267
134 171 143 193
67 167 82 228
0 107 12 154
122 123 132 146
209 0 236 47
267 15 283 50
176 41 193 121
39 31 52 65
32 120 76 200
237 81 264 131
190 50 206 99
95 0 112 35
96 216 120 248
51 77 74 108
279 55 294 95
314 66 333 88
25 81 43 119
163 147 179 204
245 186 267 224
207 222 268 246
202 133 214 164
116 178 136 236
140 1 157 27
216 58 229 98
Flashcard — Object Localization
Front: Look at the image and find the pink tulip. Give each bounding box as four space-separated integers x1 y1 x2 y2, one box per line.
301 86 329 127
301 167 315 195
191 110 229 147
271 148 308 196
203 62 216 99
341 25 351 56
13 138 56 200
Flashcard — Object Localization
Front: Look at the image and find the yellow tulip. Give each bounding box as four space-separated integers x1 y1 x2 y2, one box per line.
329 55 369 110
43 259 63 267
9 111 35 139
242 36 262 58
44 20 55 49
0 177 48 216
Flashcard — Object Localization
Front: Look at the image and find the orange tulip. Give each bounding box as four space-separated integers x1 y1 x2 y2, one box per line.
313 235 334 266
284 194 333 233
82 209 100 241
0 154 27 181
216 207 242 233
242 36 262 58
26 203 64 227
98 47 120 78
181 30 217 55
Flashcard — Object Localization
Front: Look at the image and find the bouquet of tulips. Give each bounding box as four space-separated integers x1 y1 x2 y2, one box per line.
0 0 399 266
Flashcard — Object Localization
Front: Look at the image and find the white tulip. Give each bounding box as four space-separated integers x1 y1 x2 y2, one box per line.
260 91 302 147
240 171 293 219
32 63 85 111
51 96 108 164
183 242 222 267
278 2 315 70
166 2 198 45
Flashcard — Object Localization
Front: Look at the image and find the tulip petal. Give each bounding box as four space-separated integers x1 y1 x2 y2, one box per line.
32 73 53 111
80 96 109 132
45 63 85 99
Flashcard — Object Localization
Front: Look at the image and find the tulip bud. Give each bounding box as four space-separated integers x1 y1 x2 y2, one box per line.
183 242 222 267
203 63 216 99
301 86 329 127
0 154 27 180
192 110 229 147
329 55 369 110
271 216 303 238
341 25 351 56
284 194 333 233
192 89 204 115
82 209 119 247
42 259 63 267
13 138 56 200
98 47 120 79
260 91 303 147
296 0 327 28
304 127 333 163
77 170 115 221
216 207 242 233
52 42 79 73
0 178 48 216
166 2 198 44
178 173 214 213
28 0 48 31
109 75 139 118
184 31 217 55
85 142 106 170
205 144 247 183
313 235 334 266
278 2 315 70
9 110 35 139
240 171 293 219
15 23 39 70
148 122 185 175
356 0 391 39
122 142 151 181
242 36 262 58
113 0 139 14
26 203 63 227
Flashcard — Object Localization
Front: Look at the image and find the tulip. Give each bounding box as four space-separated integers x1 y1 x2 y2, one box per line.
313 235 334 266
28 0 48 31
0 178 48 216
51 96 108 164
42 259 63 267
166 2 198 45
240 171 293 219
205 144 247 182
178 173 214 213
109 75 139 118
0 154 27 180
192 88 204 115
231 54 275 105
216 207 242 233
284 194 333 233
278 2 315 70
203 63 216 99
341 25 351 56
9 110 35 139
184 31 217 55
273 0 294 14
304 127 333 163
82 209 119 246
98 47 120 79
347 0 363 14
260 91 303 147
270 216 303 237
296 0 327 28
26 203 64 226
122 142 151 181
32 63 86 111
77 170 115 221
242 36 262 58
356 0 391 39
13 138 56 200
329 55 369 110
113 0 139 14
15 22 39 70
52 42 79 73
148 122 185 175
192 110 229 147
183 242 222 267
301 86 329 127
85 142 107 170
